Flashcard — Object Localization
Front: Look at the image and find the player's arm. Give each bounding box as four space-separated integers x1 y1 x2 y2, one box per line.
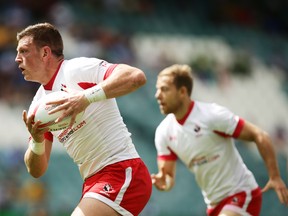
99 63 146 99
151 159 177 191
24 138 52 178
47 64 146 126
237 120 288 205
23 110 52 178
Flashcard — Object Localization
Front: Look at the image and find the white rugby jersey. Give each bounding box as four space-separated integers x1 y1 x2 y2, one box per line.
28 57 139 180
155 101 258 206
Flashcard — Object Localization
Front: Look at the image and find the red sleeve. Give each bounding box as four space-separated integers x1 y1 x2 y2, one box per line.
77 64 118 89
232 118 245 138
157 149 178 161
28 131 53 143
213 118 245 138
103 64 118 80
44 132 53 141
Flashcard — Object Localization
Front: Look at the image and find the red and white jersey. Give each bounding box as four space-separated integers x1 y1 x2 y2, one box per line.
28 57 139 180
155 101 258 206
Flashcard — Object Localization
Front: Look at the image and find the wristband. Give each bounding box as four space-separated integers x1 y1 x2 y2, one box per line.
29 139 45 155
84 85 107 104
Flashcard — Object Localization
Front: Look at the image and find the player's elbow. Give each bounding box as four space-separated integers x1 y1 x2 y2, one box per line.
133 69 146 88
255 130 270 145
26 166 45 178
24 154 46 178
29 170 43 179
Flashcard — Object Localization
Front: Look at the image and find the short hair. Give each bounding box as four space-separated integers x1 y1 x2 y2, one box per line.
16 22 64 57
158 64 193 96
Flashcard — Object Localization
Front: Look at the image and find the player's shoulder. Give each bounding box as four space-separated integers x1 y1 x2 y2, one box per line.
63 57 103 70
194 100 218 108
61 57 104 81
192 101 231 124
157 114 175 130
194 100 225 113
194 101 235 128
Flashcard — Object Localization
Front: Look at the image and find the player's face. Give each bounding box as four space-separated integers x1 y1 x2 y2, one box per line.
15 36 44 82
155 75 183 115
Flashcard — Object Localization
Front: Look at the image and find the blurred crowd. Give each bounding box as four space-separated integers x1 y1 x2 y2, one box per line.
1 0 288 106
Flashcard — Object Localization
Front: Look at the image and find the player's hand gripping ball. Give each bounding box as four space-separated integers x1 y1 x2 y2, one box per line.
31 91 83 131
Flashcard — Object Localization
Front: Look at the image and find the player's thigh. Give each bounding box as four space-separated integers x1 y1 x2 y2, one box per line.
218 210 242 216
71 197 121 216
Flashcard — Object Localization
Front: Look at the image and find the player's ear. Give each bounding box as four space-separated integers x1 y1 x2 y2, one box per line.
41 46 52 59
179 86 188 96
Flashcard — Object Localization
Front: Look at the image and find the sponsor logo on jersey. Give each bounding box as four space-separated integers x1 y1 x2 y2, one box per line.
189 154 220 167
58 120 87 143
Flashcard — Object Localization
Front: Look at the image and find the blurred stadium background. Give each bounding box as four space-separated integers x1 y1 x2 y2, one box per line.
0 0 288 215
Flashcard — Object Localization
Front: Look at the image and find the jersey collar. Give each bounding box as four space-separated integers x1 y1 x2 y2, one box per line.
44 60 64 90
177 101 194 125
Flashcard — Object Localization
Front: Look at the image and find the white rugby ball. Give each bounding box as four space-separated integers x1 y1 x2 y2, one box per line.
31 91 83 131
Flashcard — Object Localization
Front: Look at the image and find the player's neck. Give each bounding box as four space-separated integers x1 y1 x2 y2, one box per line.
175 99 193 121
42 59 64 85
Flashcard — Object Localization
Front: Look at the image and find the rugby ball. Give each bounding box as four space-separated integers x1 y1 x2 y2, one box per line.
31 91 83 131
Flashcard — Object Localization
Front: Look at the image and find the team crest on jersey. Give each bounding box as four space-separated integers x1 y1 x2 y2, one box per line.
194 124 201 132
61 84 67 91
101 61 108 67
194 124 203 137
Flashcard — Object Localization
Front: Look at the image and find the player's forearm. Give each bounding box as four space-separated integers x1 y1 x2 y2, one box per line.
24 148 48 178
256 131 281 179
